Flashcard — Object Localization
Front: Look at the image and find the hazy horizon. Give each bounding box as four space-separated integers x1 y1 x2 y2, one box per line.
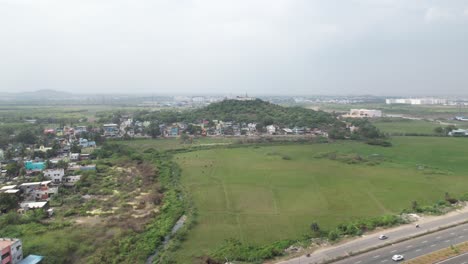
1 0 467 96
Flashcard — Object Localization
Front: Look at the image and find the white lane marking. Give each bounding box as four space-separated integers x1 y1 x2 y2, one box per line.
450 232 455 235
460 235 465 238
430 244 437 247
415 249 421 252
391 250 397 253
436 236 442 239
407 245 413 248
444 240 451 243
354 261 362 264
463 228 468 231
381 260 388 263
422 240 428 244
373 255 380 258
461 262 467 264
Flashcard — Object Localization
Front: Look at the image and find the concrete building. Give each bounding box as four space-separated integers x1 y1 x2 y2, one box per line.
448 129 468 136
266 125 276 135
43 169 65 184
24 161 45 172
385 98 447 105
103 124 119 137
63 175 81 186
19 181 58 201
0 238 23 264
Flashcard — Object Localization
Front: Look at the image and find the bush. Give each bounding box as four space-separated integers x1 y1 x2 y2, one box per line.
366 139 392 147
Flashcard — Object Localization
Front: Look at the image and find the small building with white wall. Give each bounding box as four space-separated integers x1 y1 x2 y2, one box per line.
43 169 65 184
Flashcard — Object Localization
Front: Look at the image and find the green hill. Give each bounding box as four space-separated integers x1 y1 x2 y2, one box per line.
186 99 335 127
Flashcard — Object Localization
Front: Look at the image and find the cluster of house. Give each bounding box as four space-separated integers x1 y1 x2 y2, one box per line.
0 238 43 264
108 117 330 138
0 166 87 213
342 109 383 118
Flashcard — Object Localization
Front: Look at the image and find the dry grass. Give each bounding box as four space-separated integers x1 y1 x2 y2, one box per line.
405 242 468 264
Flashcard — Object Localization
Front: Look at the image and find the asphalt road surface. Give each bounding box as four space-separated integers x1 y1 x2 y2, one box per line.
333 223 468 264
277 208 468 264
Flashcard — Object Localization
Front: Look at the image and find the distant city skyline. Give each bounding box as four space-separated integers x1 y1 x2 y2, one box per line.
1 0 468 96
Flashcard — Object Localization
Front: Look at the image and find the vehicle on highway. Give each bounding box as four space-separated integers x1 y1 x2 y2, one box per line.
391 254 404 261
378 234 388 240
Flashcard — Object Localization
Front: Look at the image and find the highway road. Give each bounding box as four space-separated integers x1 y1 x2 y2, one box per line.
436 252 468 264
333 223 468 264
277 208 468 264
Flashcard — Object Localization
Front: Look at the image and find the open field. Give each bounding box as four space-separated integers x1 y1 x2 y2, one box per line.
114 137 237 151
308 103 468 119
173 137 468 262
372 118 468 135
372 119 442 135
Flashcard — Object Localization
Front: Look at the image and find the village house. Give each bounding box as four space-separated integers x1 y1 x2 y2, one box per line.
74 126 87 136
19 255 44 264
63 175 81 186
33 146 52 153
0 185 18 193
43 169 65 184
0 238 23 264
69 153 80 161
266 125 276 135
78 138 96 148
68 164 96 172
448 129 468 136
293 127 305 135
19 201 49 212
43 129 55 135
103 124 119 137
24 161 46 172
19 181 58 201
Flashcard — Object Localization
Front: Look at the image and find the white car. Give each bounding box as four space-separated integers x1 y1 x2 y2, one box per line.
378 234 388 240
392 255 404 261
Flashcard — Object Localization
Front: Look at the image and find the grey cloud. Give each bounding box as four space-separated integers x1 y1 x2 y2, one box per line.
0 0 467 95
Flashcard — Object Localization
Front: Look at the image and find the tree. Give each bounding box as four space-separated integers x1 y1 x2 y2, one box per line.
145 122 161 138
180 133 191 144
57 160 69 170
6 163 20 177
15 129 37 145
434 127 444 135
70 142 81 153
0 193 19 213
411 200 419 211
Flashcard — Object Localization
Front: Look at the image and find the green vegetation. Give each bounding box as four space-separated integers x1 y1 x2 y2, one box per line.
133 99 336 127
372 118 445 135
170 137 468 262
0 144 185 264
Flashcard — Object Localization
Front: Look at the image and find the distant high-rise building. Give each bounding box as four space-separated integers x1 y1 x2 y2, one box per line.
385 98 447 105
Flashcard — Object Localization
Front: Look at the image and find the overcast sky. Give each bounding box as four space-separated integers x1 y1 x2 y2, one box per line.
1 0 468 96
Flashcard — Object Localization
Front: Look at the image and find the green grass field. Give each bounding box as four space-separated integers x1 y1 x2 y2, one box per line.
372 119 468 135
114 137 237 151
173 137 468 262
372 119 441 135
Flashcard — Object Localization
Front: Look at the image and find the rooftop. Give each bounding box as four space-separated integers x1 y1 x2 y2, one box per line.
19 255 44 264
0 185 17 191
0 238 20 250
20 201 48 209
